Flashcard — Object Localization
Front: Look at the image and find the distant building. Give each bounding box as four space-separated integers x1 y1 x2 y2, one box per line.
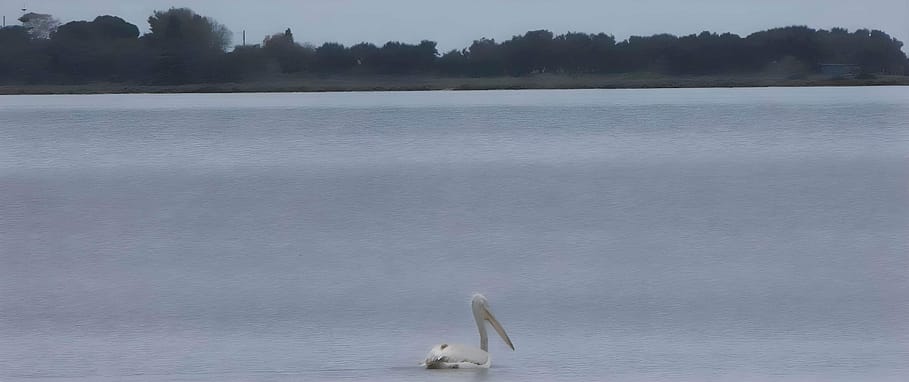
819 63 861 78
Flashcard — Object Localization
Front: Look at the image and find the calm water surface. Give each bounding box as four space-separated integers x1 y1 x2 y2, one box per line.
1 88 907 381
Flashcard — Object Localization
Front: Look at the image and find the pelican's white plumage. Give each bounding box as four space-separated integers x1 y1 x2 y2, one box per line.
422 294 514 369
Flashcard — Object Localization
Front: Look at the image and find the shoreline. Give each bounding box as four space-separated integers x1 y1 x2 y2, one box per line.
2 74 907 95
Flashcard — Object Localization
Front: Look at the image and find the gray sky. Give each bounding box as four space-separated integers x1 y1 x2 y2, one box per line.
4 0 908 52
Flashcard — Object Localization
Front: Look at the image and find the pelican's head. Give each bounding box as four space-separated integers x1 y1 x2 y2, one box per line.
471 293 488 308
471 293 515 351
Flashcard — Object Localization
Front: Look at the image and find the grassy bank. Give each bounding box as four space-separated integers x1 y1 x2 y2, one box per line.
2 73 908 95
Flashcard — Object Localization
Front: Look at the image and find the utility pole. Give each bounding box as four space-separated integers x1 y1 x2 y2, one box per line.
242 30 246 46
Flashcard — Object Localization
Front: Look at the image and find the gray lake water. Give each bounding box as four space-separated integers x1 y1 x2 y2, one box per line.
1 88 907 382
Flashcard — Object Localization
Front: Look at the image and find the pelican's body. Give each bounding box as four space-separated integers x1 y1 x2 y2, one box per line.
423 294 514 369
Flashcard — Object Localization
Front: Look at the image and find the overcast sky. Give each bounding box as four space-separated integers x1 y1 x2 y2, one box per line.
4 0 908 52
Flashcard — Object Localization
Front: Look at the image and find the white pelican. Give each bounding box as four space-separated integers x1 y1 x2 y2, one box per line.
422 293 515 369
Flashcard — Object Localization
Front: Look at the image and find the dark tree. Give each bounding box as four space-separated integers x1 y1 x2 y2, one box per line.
370 40 438 74
263 28 314 73
49 16 146 82
313 42 356 73
502 30 556 75
145 8 231 52
0 26 49 83
438 49 469 76
143 8 233 83
222 45 269 81
464 38 505 76
349 42 380 72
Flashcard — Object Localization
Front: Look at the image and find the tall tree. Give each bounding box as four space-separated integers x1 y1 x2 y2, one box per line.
263 28 314 73
143 8 233 83
145 8 232 52
49 16 146 81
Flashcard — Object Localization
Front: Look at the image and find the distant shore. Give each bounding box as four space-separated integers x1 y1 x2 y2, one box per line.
2 74 907 95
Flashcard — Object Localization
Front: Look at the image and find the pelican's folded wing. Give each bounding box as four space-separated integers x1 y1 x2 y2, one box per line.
423 343 490 368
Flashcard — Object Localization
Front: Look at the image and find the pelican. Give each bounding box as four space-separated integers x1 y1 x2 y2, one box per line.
422 293 515 369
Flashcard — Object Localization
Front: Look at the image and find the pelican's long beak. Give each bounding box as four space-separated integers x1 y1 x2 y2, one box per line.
484 307 515 350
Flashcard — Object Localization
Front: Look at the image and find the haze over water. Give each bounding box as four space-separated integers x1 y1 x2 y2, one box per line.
1 88 907 381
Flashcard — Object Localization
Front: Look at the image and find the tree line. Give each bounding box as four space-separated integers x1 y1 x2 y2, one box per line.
1 7 907 85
